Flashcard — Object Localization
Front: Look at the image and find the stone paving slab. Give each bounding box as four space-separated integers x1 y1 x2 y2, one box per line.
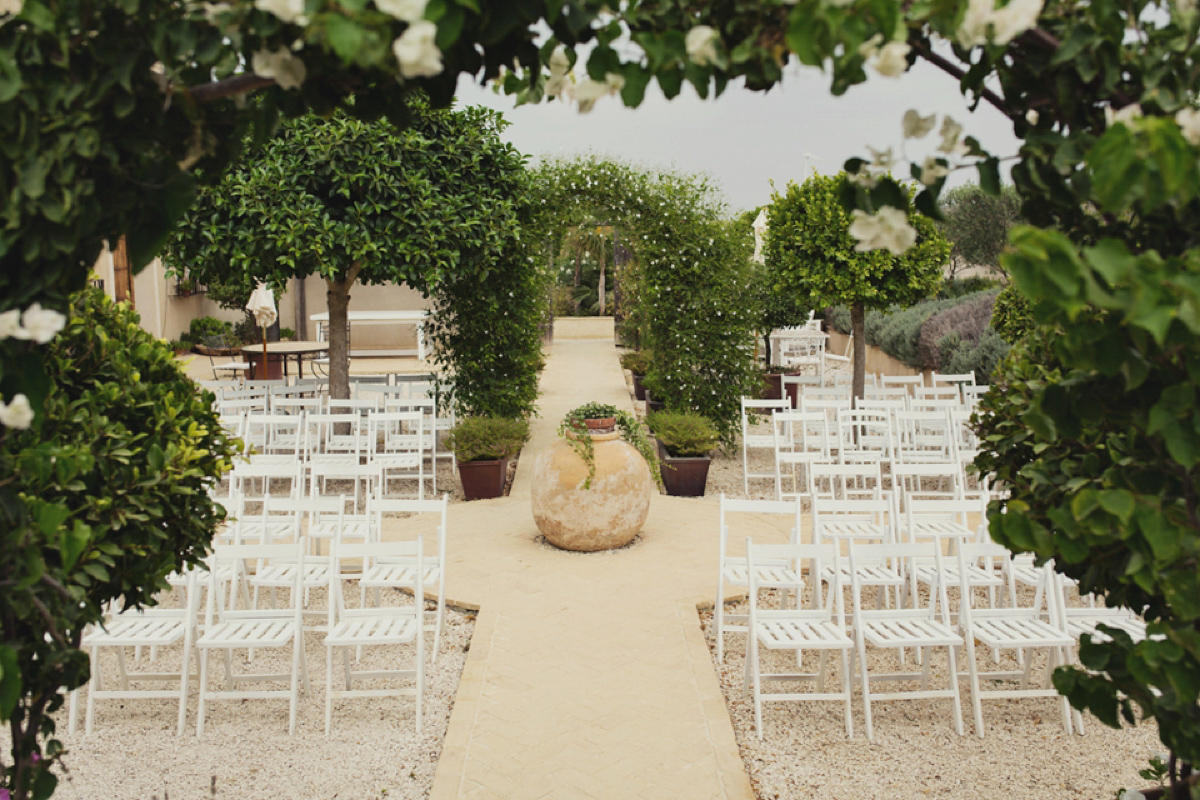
429 338 790 799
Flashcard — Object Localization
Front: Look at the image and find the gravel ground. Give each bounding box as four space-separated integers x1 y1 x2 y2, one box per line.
30 587 474 800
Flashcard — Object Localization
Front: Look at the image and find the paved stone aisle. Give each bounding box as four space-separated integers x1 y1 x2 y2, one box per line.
426 339 791 800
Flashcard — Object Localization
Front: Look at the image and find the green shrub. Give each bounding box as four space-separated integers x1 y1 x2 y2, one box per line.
646 410 720 457
917 290 999 370
937 276 1000 299
445 416 529 462
992 283 1035 344
619 351 653 375
945 328 1009 384
1 287 237 793
182 315 231 344
823 305 852 335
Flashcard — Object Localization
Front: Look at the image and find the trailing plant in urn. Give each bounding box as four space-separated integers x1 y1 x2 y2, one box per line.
558 403 661 489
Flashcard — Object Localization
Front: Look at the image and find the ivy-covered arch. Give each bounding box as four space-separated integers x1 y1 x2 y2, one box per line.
530 155 759 443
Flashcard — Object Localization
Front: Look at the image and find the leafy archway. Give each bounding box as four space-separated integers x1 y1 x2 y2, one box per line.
531 155 758 442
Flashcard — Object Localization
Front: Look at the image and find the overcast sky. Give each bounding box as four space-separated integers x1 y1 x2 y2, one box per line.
455 59 1021 214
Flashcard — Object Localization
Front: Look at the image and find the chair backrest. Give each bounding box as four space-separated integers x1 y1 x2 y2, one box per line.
809 462 884 501
230 458 304 500
326 397 380 415
308 412 366 456
274 494 345 542
746 540 845 621
205 540 305 621
368 410 427 456
909 397 961 412
880 374 925 392
328 537 423 623
863 386 909 400
854 397 907 413
914 386 962 402
719 495 803 568
811 495 893 553
849 541 949 620
892 409 956 465
241 413 309 459
836 409 893 464
931 371 976 390
773 411 833 458
371 494 448 563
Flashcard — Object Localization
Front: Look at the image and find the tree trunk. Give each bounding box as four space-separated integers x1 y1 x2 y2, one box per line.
597 249 606 316
852 301 866 401
326 274 355 401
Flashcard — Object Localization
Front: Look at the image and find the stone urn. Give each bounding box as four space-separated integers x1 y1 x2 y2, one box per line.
531 430 653 551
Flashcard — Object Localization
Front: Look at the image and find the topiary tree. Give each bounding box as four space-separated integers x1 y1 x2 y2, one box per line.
168 103 542 416
991 282 1035 345
0 287 236 800
765 172 949 398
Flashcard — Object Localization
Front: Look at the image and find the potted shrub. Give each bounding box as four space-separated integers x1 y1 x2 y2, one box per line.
446 416 530 500
762 363 802 403
647 410 720 497
619 351 653 401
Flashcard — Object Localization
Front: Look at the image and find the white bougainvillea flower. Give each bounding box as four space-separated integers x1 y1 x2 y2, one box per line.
1105 103 1143 127
20 303 67 343
920 156 950 185
990 0 1043 44
376 0 426 21
1025 109 1039 125
0 394 33 429
254 0 305 24
867 145 894 170
857 33 883 58
870 40 910 77
685 26 720 66
393 20 443 78
938 116 963 152
252 47 307 90
902 109 937 139
957 0 997 47
0 308 21 339
849 206 918 255
570 79 610 113
548 45 570 76
545 73 571 98
1176 107 1200 145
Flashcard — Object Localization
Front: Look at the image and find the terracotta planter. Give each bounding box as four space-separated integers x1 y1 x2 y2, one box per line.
457 457 510 500
656 441 712 497
584 416 617 433
763 372 801 404
531 430 653 551
632 373 647 401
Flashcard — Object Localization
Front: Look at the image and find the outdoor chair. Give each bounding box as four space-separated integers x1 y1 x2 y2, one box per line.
204 335 251 382
70 571 201 737
772 410 833 502
848 541 966 740
195 539 311 736
740 398 791 495
368 410 428 499
364 494 448 661
958 555 1075 736
324 538 425 736
743 541 854 739
714 494 804 660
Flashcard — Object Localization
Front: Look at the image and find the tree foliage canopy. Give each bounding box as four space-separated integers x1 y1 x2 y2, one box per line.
937 183 1022 275
168 103 542 416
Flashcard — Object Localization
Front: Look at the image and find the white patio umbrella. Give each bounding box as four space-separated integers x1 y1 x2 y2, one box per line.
245 282 277 380
752 209 769 264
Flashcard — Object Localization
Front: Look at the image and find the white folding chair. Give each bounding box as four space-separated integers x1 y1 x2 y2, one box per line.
195 540 311 736
715 495 803 660
365 494 448 661
71 572 201 737
772 410 833 502
880 374 924 395
369 410 428 499
741 398 791 494
931 371 976 403
892 409 957 465
309 412 367 459
744 541 854 739
959 556 1075 736
835 409 894 471
324 538 425 736
848 541 966 740
810 492 903 609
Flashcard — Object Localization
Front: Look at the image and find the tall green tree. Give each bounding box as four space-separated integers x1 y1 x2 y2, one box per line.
765 173 949 398
937 183 1022 277
168 104 541 414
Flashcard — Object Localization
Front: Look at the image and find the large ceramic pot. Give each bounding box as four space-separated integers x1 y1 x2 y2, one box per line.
531 431 653 551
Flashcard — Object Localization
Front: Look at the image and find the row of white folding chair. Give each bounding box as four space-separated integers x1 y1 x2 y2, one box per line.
743 538 1073 740
74 526 435 738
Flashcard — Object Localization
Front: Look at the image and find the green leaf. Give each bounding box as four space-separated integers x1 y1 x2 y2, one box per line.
325 16 366 62
1097 489 1134 522
978 157 1001 195
62 520 91 571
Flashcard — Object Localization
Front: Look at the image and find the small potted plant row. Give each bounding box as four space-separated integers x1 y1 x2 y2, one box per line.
646 410 721 497
446 416 530 500
619 351 653 401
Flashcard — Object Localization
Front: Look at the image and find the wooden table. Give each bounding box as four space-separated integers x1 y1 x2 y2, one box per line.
242 341 329 380
310 310 429 360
